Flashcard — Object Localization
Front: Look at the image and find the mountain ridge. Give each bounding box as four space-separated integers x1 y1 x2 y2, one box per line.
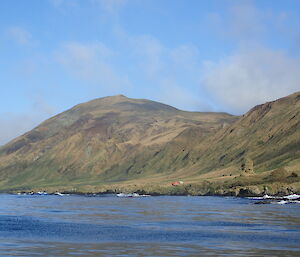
0 92 299 195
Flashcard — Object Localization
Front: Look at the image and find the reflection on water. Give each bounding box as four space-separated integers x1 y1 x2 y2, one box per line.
0 195 299 256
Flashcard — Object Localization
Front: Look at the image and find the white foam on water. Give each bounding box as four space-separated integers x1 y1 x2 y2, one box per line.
272 200 300 205
249 194 300 201
247 194 278 200
37 191 48 195
284 194 300 200
263 194 272 199
116 193 150 197
55 192 69 196
275 200 288 205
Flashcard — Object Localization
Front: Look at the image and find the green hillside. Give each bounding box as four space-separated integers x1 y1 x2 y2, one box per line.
0 93 299 195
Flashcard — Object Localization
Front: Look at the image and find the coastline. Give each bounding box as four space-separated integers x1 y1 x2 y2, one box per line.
2 181 300 198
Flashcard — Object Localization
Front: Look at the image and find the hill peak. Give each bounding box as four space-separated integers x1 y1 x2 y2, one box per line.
0 91 299 194
108 94 127 98
100 94 128 101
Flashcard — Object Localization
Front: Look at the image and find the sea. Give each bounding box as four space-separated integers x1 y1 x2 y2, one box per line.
0 193 299 256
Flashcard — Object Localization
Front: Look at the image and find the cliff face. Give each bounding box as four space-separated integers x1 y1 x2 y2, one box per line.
0 92 299 193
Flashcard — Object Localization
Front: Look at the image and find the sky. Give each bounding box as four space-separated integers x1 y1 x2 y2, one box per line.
1 0 300 145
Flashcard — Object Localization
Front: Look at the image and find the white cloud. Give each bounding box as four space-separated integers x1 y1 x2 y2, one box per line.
48 0 79 9
170 45 199 67
202 46 300 114
7 26 33 46
93 0 127 11
0 99 56 146
206 1 267 44
91 0 127 15
56 41 131 90
227 2 265 41
158 78 209 111
117 30 207 110
49 0 126 15
132 35 165 78
54 31 206 111
0 114 40 146
48 0 64 8
202 1 300 114
116 30 199 106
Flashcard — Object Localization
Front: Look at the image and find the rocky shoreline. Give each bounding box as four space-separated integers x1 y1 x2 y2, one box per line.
4 188 300 205
3 181 300 199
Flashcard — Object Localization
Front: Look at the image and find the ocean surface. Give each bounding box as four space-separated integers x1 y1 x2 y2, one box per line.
0 194 299 256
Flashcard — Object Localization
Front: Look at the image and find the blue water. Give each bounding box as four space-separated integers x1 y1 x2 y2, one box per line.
0 194 299 256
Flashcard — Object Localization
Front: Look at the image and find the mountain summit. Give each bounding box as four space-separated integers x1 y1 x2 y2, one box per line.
0 93 299 195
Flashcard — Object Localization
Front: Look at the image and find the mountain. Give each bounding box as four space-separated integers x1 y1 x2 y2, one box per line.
0 93 299 195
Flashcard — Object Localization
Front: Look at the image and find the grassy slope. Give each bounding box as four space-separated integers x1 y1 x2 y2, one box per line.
0 93 299 194
192 91 300 174
0 95 236 191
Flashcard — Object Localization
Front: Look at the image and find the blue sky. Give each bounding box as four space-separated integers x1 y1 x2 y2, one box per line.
1 0 300 145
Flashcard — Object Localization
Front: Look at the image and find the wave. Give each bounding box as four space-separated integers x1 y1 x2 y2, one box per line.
251 194 300 204
249 194 300 200
116 193 150 198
